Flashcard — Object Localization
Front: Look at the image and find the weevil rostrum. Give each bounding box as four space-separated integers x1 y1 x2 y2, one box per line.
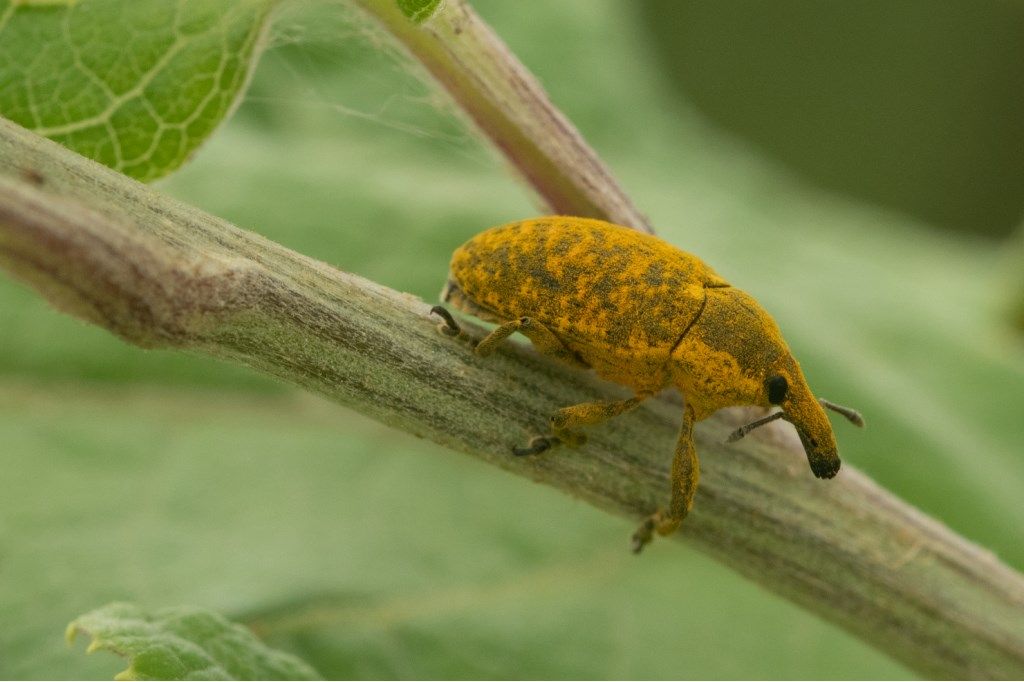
433 216 863 552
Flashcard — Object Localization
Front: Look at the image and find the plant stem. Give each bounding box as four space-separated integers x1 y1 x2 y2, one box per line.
2 119 1023 679
349 0 652 233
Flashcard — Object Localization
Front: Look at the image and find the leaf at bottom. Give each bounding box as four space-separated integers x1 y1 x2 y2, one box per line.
67 602 320 681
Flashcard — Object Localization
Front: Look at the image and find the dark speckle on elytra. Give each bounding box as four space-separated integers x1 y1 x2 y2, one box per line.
532 266 561 291
547 237 571 256
643 261 665 286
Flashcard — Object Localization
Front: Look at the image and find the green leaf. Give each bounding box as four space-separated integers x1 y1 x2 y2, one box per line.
67 602 320 681
396 0 442 23
0 0 276 181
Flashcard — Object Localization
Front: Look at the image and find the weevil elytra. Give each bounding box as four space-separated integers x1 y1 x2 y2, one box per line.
434 216 863 552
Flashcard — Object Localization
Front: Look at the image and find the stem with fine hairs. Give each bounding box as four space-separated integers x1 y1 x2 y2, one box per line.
349 0 652 233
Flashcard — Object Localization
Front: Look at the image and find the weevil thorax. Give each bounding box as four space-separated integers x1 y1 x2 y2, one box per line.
670 286 841 478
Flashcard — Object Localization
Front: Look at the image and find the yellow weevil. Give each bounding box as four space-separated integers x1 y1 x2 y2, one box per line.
432 216 863 552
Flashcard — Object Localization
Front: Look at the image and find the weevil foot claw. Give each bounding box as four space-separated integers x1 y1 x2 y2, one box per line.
631 509 678 553
430 305 462 337
512 435 554 457
631 517 656 554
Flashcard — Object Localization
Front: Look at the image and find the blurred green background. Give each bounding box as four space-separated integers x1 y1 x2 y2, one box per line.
2 0 1023 678
641 0 1024 239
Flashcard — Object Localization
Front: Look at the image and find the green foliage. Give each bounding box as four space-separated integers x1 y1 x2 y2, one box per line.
67 603 320 680
639 0 1024 238
1010 227 1024 334
396 0 442 23
0 0 1021 679
0 0 275 180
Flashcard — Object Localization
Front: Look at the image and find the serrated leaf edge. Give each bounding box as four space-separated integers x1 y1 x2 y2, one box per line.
66 619 137 679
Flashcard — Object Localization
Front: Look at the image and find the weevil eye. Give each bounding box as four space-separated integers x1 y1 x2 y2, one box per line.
766 375 788 405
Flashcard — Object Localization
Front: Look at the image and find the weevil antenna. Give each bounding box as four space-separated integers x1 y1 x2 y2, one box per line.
725 410 785 443
818 398 865 427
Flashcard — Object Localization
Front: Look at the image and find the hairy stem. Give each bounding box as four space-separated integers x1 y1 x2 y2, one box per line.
349 0 652 233
2 120 1023 679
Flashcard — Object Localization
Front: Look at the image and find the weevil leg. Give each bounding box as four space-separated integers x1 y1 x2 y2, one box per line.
549 395 647 447
521 320 589 368
433 310 601 455
474 317 527 356
631 405 699 553
515 394 647 455
475 316 588 368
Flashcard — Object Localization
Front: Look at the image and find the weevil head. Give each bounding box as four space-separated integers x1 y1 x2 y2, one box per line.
763 361 841 479
672 287 842 478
